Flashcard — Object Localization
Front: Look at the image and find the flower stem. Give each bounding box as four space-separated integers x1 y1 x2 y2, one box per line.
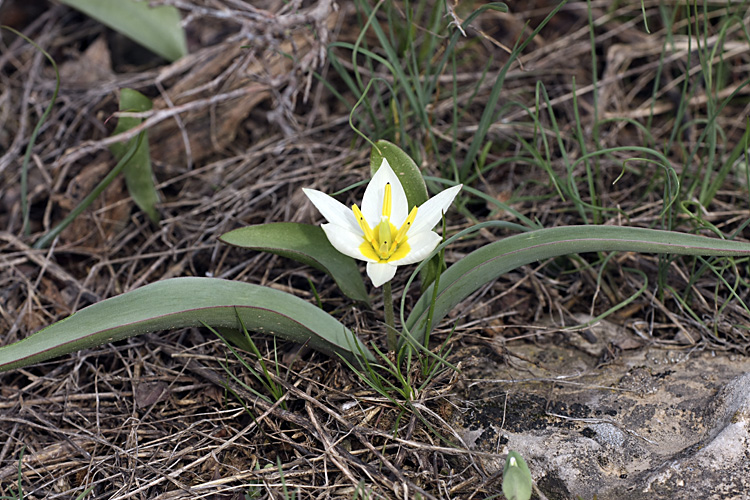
383 281 397 351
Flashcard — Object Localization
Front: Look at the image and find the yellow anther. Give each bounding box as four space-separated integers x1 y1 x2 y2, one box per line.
382 183 392 219
389 206 418 253
352 205 375 243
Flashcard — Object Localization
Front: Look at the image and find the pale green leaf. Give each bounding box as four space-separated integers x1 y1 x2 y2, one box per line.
407 226 750 343
220 223 370 305
502 451 532 500
109 88 159 223
59 0 187 62
0 277 374 373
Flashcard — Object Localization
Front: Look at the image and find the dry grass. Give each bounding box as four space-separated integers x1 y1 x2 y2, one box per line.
1 0 750 498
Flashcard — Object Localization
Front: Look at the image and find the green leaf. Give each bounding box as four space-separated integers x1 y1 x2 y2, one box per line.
370 140 429 209
0 278 374 373
59 0 187 62
219 223 370 306
502 451 532 500
109 88 160 223
406 225 750 344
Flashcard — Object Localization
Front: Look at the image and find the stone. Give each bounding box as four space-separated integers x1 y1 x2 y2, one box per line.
452 320 750 499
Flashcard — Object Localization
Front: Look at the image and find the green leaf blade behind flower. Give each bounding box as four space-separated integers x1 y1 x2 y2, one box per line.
370 139 429 209
59 0 187 62
0 277 374 373
109 88 160 223
406 225 750 344
220 223 371 306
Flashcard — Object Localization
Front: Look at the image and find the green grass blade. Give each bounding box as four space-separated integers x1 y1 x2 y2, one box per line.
406 225 750 344
425 3 508 111
700 115 750 208
59 0 187 61
220 223 370 305
109 88 160 223
1 26 60 236
353 0 434 154
458 1 568 180
0 277 374 372
33 133 144 249
425 176 539 229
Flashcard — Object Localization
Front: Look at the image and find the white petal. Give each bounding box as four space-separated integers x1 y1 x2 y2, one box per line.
389 231 441 265
303 188 361 235
361 159 409 226
321 224 375 262
408 184 462 235
366 262 397 287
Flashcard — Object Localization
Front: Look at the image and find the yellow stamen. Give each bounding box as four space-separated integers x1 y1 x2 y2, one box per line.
389 206 418 253
382 183 392 218
352 204 375 243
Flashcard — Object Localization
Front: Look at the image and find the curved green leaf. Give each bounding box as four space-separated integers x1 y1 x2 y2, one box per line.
59 0 187 62
110 88 160 223
370 140 429 209
220 223 370 305
0 277 374 373
406 226 750 343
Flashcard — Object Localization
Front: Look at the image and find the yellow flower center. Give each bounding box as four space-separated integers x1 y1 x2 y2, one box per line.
352 183 418 262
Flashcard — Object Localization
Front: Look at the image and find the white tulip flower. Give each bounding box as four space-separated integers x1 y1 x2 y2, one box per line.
303 159 462 287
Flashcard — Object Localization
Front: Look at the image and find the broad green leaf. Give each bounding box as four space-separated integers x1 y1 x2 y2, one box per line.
59 0 187 62
406 225 750 343
0 277 374 373
220 223 371 306
109 88 159 223
370 140 429 209
502 451 532 500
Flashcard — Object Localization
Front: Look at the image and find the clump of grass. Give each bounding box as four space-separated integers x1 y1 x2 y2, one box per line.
328 1 568 185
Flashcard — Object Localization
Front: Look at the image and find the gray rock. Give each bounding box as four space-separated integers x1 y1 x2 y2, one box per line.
452 318 750 500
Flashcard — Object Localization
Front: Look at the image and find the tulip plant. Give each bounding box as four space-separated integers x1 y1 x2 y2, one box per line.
3 140 750 373
303 157 461 350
